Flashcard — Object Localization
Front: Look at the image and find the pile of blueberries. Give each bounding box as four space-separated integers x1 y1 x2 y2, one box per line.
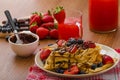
66 38 84 47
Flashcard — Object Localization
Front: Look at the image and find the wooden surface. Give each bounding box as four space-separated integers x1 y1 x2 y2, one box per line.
0 0 120 80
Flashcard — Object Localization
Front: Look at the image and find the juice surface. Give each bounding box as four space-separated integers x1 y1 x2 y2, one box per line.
89 0 118 32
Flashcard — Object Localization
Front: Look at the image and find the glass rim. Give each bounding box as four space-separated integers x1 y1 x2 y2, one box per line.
65 8 83 16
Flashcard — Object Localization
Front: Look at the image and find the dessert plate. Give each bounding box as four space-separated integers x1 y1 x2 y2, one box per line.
35 43 120 78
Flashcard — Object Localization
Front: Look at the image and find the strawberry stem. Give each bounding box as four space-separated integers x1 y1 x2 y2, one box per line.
54 6 64 14
47 10 51 15
32 12 42 17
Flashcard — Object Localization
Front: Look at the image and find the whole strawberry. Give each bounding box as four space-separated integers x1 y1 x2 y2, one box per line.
64 65 79 74
82 41 96 49
29 22 38 33
41 22 54 29
50 29 58 39
36 27 49 39
53 6 66 24
40 48 51 61
102 55 114 64
29 12 42 26
42 15 54 23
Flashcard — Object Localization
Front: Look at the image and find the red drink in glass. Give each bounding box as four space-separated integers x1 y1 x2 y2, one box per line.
58 17 82 41
89 0 118 33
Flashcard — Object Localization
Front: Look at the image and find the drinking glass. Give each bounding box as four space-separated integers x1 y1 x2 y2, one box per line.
89 0 118 33
58 10 83 41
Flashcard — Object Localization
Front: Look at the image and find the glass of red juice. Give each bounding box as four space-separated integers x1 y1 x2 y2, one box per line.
58 10 82 41
89 0 118 33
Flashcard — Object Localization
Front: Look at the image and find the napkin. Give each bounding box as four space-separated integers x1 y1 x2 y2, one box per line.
26 49 120 80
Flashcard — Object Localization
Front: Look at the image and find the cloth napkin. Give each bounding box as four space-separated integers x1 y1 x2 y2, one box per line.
26 49 120 80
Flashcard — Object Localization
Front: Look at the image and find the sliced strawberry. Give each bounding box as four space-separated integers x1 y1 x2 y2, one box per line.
42 15 54 23
64 65 79 74
70 45 78 53
102 55 114 64
50 29 58 39
40 49 51 60
53 6 66 24
88 43 96 48
29 22 38 33
82 41 96 49
36 27 49 39
56 40 65 47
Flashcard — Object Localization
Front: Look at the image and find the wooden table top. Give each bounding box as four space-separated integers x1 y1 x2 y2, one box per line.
0 0 120 80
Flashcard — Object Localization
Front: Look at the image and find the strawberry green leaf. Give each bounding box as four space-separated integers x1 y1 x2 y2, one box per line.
54 6 64 14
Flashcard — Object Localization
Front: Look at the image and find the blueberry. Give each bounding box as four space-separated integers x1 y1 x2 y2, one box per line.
78 70 86 74
6 27 12 33
59 69 64 73
55 68 64 73
91 64 97 70
97 62 103 67
1 28 7 33
68 38 77 44
66 42 72 46
77 39 83 44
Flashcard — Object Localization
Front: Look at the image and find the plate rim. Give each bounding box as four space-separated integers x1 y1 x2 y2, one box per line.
35 43 120 78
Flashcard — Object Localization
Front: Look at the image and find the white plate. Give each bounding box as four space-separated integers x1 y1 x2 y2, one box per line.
35 43 120 78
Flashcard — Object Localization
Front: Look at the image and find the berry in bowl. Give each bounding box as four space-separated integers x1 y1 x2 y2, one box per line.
8 31 39 57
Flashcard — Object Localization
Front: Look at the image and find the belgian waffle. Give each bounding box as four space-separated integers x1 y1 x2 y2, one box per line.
42 39 115 74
